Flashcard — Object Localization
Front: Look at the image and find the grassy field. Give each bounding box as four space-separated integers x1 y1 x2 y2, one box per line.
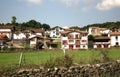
0 48 120 68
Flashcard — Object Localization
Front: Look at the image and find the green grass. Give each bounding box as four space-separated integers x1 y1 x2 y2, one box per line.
0 48 120 68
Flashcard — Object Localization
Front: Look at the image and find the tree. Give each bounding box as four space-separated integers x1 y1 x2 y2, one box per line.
26 20 42 28
11 16 16 25
70 26 81 30
88 35 94 41
42 23 50 30
88 35 94 48
36 42 43 49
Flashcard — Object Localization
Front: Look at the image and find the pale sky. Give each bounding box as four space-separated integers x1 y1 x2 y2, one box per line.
0 0 120 27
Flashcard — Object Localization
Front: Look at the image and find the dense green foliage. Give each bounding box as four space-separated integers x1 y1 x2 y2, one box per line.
70 26 81 30
1 16 120 31
0 16 50 30
80 21 120 30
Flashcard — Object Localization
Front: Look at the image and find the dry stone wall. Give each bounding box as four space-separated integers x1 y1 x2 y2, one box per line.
1 60 120 77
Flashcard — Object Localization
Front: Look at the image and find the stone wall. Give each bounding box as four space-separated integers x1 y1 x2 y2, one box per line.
1 60 120 77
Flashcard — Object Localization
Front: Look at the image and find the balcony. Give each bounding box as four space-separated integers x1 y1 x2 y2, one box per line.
94 42 110 44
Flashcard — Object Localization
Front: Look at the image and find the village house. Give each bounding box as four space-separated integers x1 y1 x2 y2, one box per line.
13 31 26 39
29 35 55 49
31 29 44 36
29 35 44 48
108 27 120 47
61 30 88 49
50 26 64 38
0 34 9 48
88 27 107 36
0 25 15 39
93 36 110 48
88 26 111 49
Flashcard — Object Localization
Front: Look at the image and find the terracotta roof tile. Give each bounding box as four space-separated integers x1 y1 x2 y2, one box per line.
0 34 8 42
110 32 120 35
0 25 15 29
99 28 107 31
94 36 110 40
31 29 44 33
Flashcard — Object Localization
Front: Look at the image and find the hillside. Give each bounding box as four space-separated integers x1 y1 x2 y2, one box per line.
80 21 120 30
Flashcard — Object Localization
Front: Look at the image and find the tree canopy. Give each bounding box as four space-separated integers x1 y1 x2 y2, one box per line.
70 26 81 30
80 21 120 30
1 16 120 31
11 16 16 25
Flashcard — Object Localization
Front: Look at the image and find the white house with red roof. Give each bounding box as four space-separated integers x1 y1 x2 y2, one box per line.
88 27 108 36
93 36 110 48
108 27 120 47
0 25 15 39
109 32 120 47
29 35 44 48
13 31 26 39
0 34 9 48
61 30 88 49
50 26 64 38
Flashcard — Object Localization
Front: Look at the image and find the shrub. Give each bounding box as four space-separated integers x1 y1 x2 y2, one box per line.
89 51 100 64
42 54 73 68
100 49 110 62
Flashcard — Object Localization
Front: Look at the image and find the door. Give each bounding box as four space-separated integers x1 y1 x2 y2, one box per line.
69 45 73 49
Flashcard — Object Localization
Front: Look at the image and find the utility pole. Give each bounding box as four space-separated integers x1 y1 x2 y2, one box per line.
44 32 48 49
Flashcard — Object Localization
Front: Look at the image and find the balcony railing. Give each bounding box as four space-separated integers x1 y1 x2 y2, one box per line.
94 42 110 44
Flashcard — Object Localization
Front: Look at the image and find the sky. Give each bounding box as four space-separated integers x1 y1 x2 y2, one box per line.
0 0 120 27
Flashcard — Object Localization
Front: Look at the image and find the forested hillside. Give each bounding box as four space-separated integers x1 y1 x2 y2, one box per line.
80 21 120 30
0 16 120 31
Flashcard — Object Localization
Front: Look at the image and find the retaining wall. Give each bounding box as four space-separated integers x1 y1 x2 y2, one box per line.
1 60 120 77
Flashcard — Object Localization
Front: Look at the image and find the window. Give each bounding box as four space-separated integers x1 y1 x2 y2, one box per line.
56 32 59 35
82 40 87 42
31 38 35 41
69 40 74 43
53 35 55 38
83 45 85 48
76 40 80 45
63 40 68 45
76 45 80 48
53 31 55 33
76 34 79 38
116 42 119 46
68 34 74 39
82 34 86 36
116 36 118 40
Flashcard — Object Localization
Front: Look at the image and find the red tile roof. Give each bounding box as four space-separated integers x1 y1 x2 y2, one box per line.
31 29 44 33
99 28 107 31
0 25 15 29
0 34 8 42
61 30 88 35
30 35 52 40
0 34 7 39
94 36 110 40
36 35 44 39
60 31 70 34
110 32 120 35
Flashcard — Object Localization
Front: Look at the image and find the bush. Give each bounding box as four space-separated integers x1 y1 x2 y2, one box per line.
100 49 110 62
42 54 73 68
90 51 100 64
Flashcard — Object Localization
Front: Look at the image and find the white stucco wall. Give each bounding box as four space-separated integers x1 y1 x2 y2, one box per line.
50 28 64 38
88 27 92 35
30 38 37 48
0 29 11 32
0 29 12 39
13 33 26 39
80 45 88 49
110 36 120 46
36 33 42 36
